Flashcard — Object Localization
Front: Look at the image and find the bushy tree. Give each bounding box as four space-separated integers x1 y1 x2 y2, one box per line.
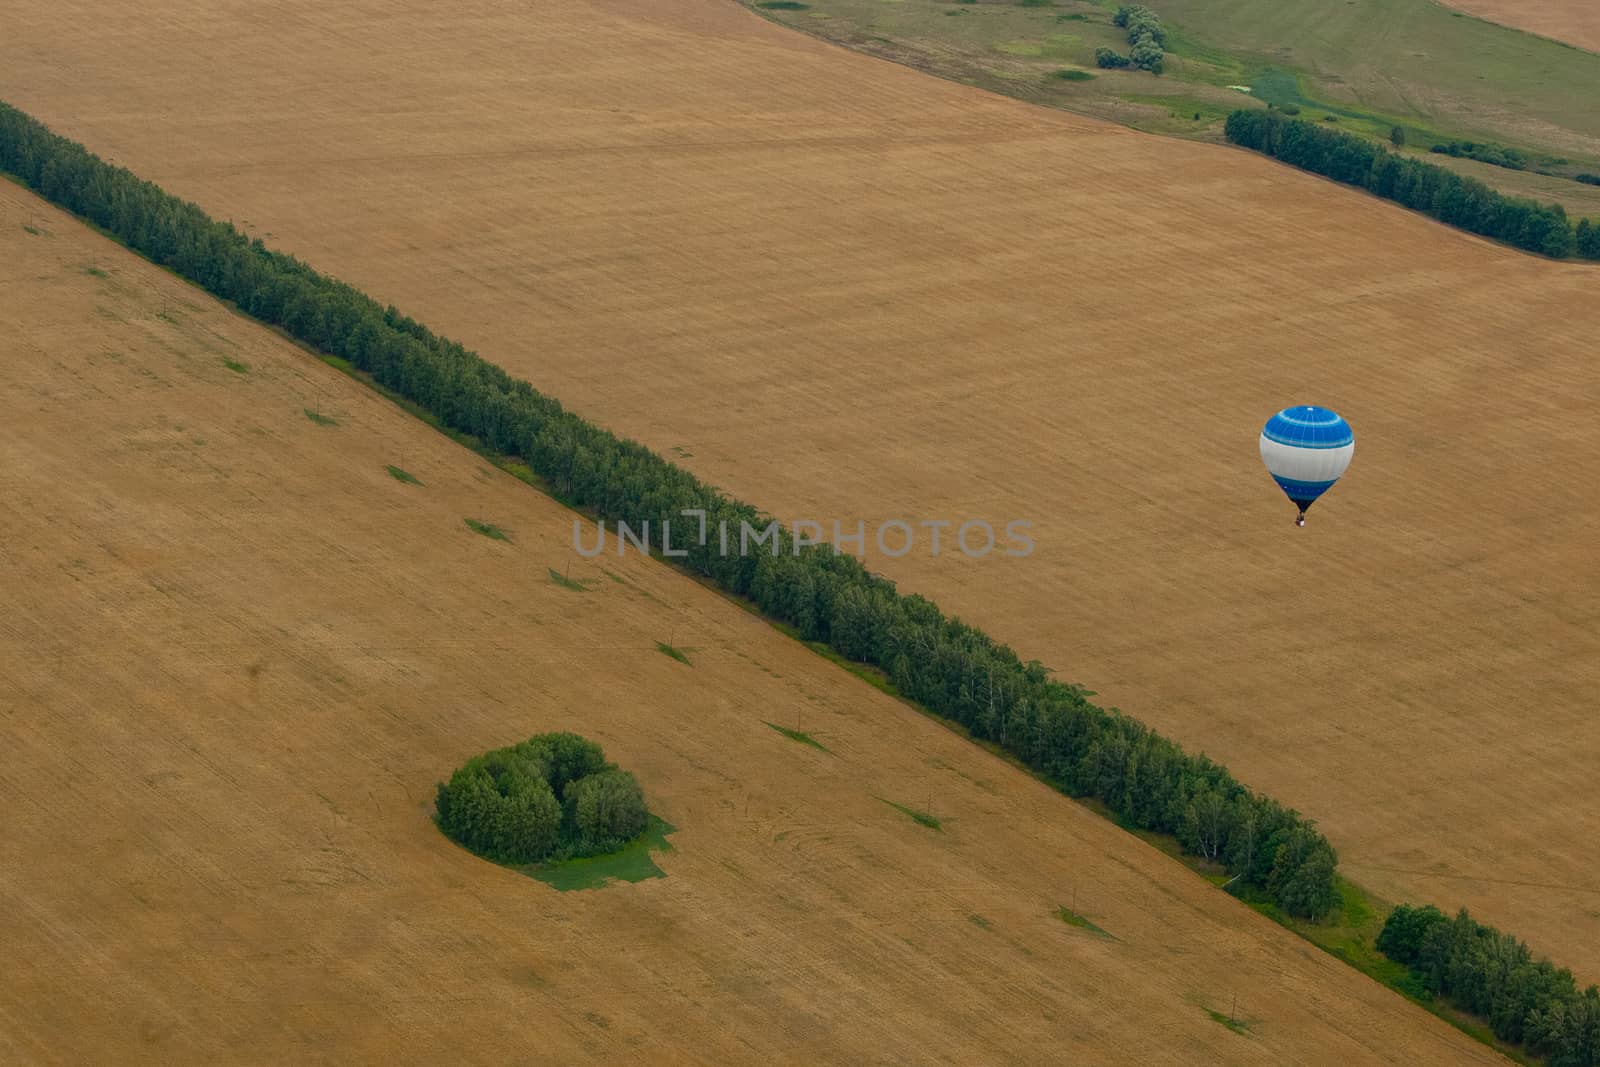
1267 825 1339 918
566 769 649 854
1577 218 1600 260
1376 903 1448 965
527 731 607 795
435 752 562 863
1129 38 1164 74
1095 47 1130 69
1389 125 1406 146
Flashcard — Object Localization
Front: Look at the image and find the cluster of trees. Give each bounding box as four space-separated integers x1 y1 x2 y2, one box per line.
1429 140 1529 171
1577 174 1600 187
1098 5 1165 73
434 732 648 863
1225 109 1600 259
1379 905 1600 1065
0 100 1344 916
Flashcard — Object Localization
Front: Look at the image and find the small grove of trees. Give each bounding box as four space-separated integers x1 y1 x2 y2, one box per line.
1225 109 1600 260
1378 905 1600 1066
435 733 649 864
1430 139 1529 172
0 99 1346 920
1099 4 1165 73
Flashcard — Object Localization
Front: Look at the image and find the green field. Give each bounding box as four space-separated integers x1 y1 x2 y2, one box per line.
1156 0 1600 144
747 0 1600 213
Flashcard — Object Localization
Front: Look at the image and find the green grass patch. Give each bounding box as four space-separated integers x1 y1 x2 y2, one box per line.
1053 68 1095 80
221 356 248 374
23 224 40 235
878 796 942 830
385 464 422 485
520 815 677 891
1055 905 1116 940
764 720 830 752
464 518 509 541
968 913 993 929
655 640 691 665
303 408 338 426
548 567 591 591
1205 1008 1253 1036
756 0 1600 205
83 265 107 277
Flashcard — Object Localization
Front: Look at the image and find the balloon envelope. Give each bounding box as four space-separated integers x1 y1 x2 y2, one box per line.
1259 405 1354 511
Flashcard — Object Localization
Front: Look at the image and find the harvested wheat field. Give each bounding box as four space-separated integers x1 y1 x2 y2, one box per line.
3 0 1598 983
0 187 1504 1063
1442 0 1600 53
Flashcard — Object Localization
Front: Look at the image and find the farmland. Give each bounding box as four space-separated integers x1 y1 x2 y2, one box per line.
0 183 1500 1063
1440 0 1600 54
743 0 1600 212
2 0 1594 983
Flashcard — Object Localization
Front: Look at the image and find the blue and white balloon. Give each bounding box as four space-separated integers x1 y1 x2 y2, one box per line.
1259 405 1354 524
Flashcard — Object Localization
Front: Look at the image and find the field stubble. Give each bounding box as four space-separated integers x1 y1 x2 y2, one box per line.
0 184 1506 1062
0 0 1597 993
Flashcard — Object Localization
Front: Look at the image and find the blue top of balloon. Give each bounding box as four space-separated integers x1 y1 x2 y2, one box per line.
1262 405 1353 450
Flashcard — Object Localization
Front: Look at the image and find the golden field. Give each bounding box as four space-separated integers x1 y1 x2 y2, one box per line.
2 0 1594 981
0 185 1505 1062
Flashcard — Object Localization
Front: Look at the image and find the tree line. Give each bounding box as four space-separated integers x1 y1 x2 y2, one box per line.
1379 905 1600 1065
3 99 1342 917
1225 109 1600 260
435 732 649 863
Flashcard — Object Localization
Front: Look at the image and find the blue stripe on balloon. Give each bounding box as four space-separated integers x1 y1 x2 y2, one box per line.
1271 474 1338 501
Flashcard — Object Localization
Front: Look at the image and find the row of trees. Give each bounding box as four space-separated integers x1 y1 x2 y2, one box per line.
434 732 649 863
0 100 1341 915
1429 140 1529 172
1379 905 1600 1065
1225 109 1600 260
1098 4 1165 73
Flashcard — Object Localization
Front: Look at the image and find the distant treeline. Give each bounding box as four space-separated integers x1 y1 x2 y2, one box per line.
1379 905 1600 1065
3 99 1340 917
1225 109 1600 260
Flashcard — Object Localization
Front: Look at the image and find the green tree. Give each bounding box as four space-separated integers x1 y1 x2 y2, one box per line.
1389 125 1406 147
1267 825 1339 918
1129 38 1164 74
1376 903 1448 965
566 769 648 853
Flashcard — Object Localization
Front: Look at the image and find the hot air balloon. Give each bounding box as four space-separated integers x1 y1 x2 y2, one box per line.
1259 405 1354 526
